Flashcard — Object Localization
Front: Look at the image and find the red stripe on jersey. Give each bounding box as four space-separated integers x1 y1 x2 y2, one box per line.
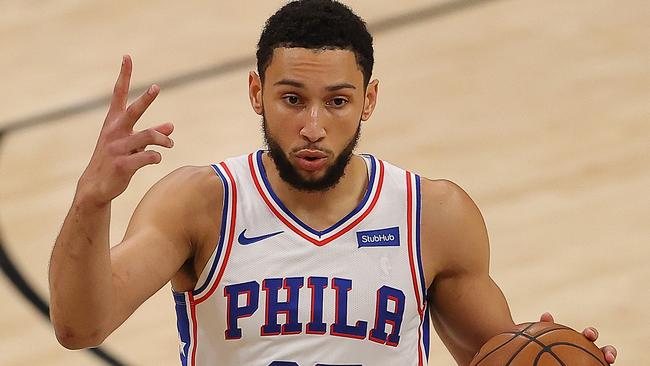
189 293 198 366
406 172 424 316
417 325 424 366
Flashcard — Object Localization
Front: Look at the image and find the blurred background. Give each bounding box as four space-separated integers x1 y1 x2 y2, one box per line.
0 0 648 365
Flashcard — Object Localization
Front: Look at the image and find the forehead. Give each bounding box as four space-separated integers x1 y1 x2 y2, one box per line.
264 48 364 87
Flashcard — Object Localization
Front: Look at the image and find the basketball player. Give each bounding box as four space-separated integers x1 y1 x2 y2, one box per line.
48 1 617 365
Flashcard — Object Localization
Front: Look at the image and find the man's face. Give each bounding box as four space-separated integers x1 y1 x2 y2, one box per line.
251 47 377 192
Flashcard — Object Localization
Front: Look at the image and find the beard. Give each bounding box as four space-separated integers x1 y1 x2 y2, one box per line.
263 116 361 192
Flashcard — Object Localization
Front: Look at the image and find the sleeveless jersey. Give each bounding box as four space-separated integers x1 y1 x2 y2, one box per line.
173 150 430 366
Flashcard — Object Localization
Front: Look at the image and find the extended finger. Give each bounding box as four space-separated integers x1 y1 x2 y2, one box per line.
120 150 163 173
108 55 133 117
601 345 617 364
120 127 174 154
121 84 160 129
582 326 598 341
152 122 174 136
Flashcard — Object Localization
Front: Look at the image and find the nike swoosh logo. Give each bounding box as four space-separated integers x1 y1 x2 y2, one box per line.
237 229 284 245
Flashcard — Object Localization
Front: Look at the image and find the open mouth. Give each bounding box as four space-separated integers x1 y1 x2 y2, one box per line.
294 150 328 171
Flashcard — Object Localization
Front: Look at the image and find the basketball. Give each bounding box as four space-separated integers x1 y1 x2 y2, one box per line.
470 322 608 366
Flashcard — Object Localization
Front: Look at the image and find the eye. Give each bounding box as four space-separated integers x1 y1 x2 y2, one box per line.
328 97 349 107
283 95 301 106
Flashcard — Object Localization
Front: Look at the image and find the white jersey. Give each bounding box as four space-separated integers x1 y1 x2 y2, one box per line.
173 150 430 366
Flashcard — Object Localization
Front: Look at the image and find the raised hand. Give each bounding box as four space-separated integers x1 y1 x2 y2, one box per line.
77 55 174 207
540 312 617 364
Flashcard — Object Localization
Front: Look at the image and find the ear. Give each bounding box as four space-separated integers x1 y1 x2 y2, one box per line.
248 71 264 115
361 79 379 121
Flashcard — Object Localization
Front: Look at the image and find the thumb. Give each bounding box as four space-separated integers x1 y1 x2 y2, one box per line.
540 312 555 323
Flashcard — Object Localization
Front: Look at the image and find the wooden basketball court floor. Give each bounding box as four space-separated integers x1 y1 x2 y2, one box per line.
0 1 647 365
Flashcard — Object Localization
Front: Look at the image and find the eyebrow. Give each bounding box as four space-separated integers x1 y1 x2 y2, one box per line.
274 79 356 91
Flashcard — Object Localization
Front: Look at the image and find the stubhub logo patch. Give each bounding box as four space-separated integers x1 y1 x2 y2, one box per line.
356 227 400 247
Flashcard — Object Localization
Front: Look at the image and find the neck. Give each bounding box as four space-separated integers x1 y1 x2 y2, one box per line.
261 152 368 230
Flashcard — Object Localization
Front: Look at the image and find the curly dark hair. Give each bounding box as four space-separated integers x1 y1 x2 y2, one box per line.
257 0 374 87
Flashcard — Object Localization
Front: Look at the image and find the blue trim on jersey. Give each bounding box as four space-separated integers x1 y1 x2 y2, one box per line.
423 303 431 359
415 175 427 300
173 291 186 304
174 293 191 366
255 150 377 237
193 164 230 295
416 175 430 361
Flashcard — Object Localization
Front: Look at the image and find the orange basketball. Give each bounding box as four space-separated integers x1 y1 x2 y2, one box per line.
470 322 608 366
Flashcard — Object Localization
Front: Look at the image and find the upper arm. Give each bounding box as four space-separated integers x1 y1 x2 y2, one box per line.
420 179 514 365
107 165 222 331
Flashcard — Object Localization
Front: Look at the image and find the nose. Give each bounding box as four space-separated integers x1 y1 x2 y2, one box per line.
299 104 326 142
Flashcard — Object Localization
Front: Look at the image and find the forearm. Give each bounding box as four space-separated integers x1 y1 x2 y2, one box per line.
49 190 114 349
430 275 515 366
431 313 476 366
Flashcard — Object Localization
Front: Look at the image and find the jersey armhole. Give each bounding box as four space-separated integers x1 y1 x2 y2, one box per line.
173 162 237 304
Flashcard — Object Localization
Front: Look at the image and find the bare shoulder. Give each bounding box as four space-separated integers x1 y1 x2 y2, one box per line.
419 178 490 280
420 178 469 207
127 165 224 240
153 165 222 198
419 178 483 227
167 165 224 226
123 165 225 290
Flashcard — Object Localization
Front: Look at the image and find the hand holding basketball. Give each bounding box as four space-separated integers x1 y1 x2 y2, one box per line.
77 55 174 207
540 312 617 364
470 321 613 366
